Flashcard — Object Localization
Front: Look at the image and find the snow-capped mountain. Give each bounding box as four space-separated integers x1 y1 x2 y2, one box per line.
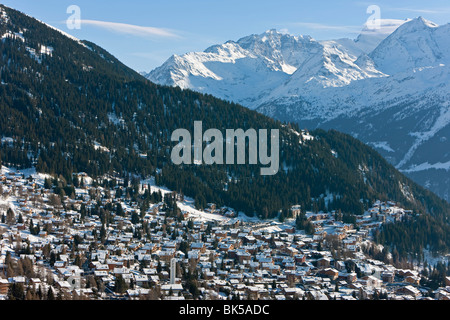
146 26 396 108
255 17 450 201
146 17 450 201
369 17 449 74
145 20 407 108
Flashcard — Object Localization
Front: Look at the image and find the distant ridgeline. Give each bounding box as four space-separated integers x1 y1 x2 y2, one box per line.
0 5 449 256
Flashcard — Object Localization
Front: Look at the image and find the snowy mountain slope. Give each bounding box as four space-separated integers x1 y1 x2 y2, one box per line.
353 18 411 53
369 17 450 74
145 27 390 109
146 36 291 107
146 17 450 201
256 18 450 200
146 20 406 108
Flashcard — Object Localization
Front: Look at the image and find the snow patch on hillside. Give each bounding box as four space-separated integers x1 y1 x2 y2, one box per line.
403 160 450 173
369 141 395 153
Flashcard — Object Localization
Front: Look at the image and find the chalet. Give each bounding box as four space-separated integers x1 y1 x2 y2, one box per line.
161 283 183 296
294 254 306 264
54 260 66 270
121 273 134 284
106 260 122 271
397 269 418 278
404 275 420 285
360 275 382 289
381 271 395 284
243 235 256 244
159 249 176 262
27 278 41 290
334 261 346 272
317 257 331 268
273 241 285 249
0 279 8 295
93 270 108 278
229 229 240 239
344 272 357 283
213 230 228 240
396 285 420 298
56 280 72 291
193 220 204 231
318 268 339 281
245 286 260 299
141 243 159 254
191 242 206 253
134 274 149 286
290 205 302 218
218 242 234 252
236 250 251 264
113 267 129 277
435 289 450 300
9 276 26 285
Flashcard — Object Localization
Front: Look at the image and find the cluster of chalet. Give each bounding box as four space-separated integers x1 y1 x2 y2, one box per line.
0 167 449 300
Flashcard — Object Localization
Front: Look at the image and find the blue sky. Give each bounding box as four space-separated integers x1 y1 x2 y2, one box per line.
2 0 450 72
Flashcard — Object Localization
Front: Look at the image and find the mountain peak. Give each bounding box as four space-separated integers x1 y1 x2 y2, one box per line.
367 16 447 74
396 16 439 32
264 28 280 34
416 16 439 27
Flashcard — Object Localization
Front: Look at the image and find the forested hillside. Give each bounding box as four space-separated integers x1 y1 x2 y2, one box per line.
1 5 449 256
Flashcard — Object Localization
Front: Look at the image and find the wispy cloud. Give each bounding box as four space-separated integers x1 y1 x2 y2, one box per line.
80 20 180 39
354 1 450 15
289 22 362 34
289 18 408 37
387 7 450 15
361 18 410 34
